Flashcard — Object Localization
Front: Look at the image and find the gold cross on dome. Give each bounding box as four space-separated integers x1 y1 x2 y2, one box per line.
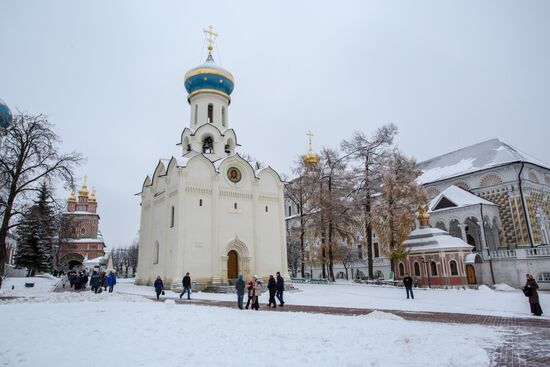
306 130 314 152
203 25 218 54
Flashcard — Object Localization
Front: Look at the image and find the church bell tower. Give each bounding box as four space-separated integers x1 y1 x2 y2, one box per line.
181 26 237 161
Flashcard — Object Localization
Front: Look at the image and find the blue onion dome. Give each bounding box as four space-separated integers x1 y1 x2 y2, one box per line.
184 54 234 99
0 99 12 129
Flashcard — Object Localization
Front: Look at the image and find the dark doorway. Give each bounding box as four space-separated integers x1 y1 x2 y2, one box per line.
227 250 238 280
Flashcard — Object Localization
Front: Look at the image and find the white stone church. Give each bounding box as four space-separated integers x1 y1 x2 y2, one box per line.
136 33 289 290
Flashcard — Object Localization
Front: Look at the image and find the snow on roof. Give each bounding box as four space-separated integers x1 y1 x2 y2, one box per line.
418 139 550 184
429 185 495 211
403 227 473 251
63 238 105 244
63 211 99 216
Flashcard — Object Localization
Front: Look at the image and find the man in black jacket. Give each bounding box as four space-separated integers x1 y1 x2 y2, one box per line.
276 271 285 306
180 272 191 300
403 273 414 299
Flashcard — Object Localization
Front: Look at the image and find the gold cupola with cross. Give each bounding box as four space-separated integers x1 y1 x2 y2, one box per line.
303 130 321 166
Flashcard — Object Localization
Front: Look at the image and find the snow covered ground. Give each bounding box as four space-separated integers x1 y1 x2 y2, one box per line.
116 279 549 319
0 287 501 367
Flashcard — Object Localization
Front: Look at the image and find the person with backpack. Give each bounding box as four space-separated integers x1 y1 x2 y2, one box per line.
235 274 245 309
107 272 117 293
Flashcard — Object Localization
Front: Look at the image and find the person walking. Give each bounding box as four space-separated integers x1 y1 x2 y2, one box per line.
245 280 254 309
403 273 414 300
61 273 68 288
107 272 117 293
276 271 285 307
524 274 543 316
180 272 192 300
267 274 277 308
154 276 164 300
252 276 263 311
81 272 88 291
90 271 101 294
235 274 245 309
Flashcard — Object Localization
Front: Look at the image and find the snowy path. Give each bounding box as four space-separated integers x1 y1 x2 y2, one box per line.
115 279 550 319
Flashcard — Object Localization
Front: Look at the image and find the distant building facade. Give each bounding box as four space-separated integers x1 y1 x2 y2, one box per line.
418 139 550 288
57 178 106 270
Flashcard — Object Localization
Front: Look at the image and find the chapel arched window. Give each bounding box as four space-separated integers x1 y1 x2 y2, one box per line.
449 260 458 276
208 104 213 123
430 261 438 276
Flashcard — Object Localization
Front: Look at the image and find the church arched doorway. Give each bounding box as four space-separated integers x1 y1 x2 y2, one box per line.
466 264 477 284
227 250 238 280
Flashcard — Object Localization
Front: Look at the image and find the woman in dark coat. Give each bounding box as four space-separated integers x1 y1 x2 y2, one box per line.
524 274 543 316
154 276 164 300
245 280 254 309
267 274 277 308
235 274 246 309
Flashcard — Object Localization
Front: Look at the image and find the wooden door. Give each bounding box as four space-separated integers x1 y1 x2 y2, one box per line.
466 264 477 284
227 250 238 280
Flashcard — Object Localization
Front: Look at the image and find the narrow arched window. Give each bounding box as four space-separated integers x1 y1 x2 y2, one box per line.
153 242 159 264
208 104 213 123
449 260 458 276
194 104 198 125
414 262 421 277
170 206 175 228
398 263 405 277
234 202 238 210
430 261 438 276
288 206 292 216
199 199 203 207
265 206 268 212
222 106 226 127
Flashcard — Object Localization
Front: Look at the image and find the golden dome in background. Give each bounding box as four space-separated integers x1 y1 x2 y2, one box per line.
67 192 77 203
78 176 89 196
303 130 320 166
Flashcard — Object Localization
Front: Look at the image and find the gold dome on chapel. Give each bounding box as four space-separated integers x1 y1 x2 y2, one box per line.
303 131 320 166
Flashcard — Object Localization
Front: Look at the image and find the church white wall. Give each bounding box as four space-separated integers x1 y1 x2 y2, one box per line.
189 93 229 130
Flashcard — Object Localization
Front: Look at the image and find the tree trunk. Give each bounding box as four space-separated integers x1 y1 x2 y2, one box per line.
299 207 305 278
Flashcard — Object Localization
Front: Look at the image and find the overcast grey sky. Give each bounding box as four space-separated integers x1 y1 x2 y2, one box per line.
1 1 549 248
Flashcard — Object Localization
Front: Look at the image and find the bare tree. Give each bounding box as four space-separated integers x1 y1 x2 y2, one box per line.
284 157 319 277
0 114 83 274
313 148 357 281
372 150 427 273
341 124 397 279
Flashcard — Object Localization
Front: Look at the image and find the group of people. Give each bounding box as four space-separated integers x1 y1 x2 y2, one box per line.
152 271 286 310
237 272 285 310
63 270 117 293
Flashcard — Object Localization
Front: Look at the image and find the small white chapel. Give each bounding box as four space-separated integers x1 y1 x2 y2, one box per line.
136 27 289 290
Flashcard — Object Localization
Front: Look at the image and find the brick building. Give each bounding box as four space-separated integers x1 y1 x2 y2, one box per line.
56 178 106 269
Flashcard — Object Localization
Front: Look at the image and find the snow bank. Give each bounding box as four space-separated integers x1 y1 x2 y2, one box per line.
495 283 516 292
477 285 494 293
365 310 405 321
0 275 59 297
0 295 500 367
